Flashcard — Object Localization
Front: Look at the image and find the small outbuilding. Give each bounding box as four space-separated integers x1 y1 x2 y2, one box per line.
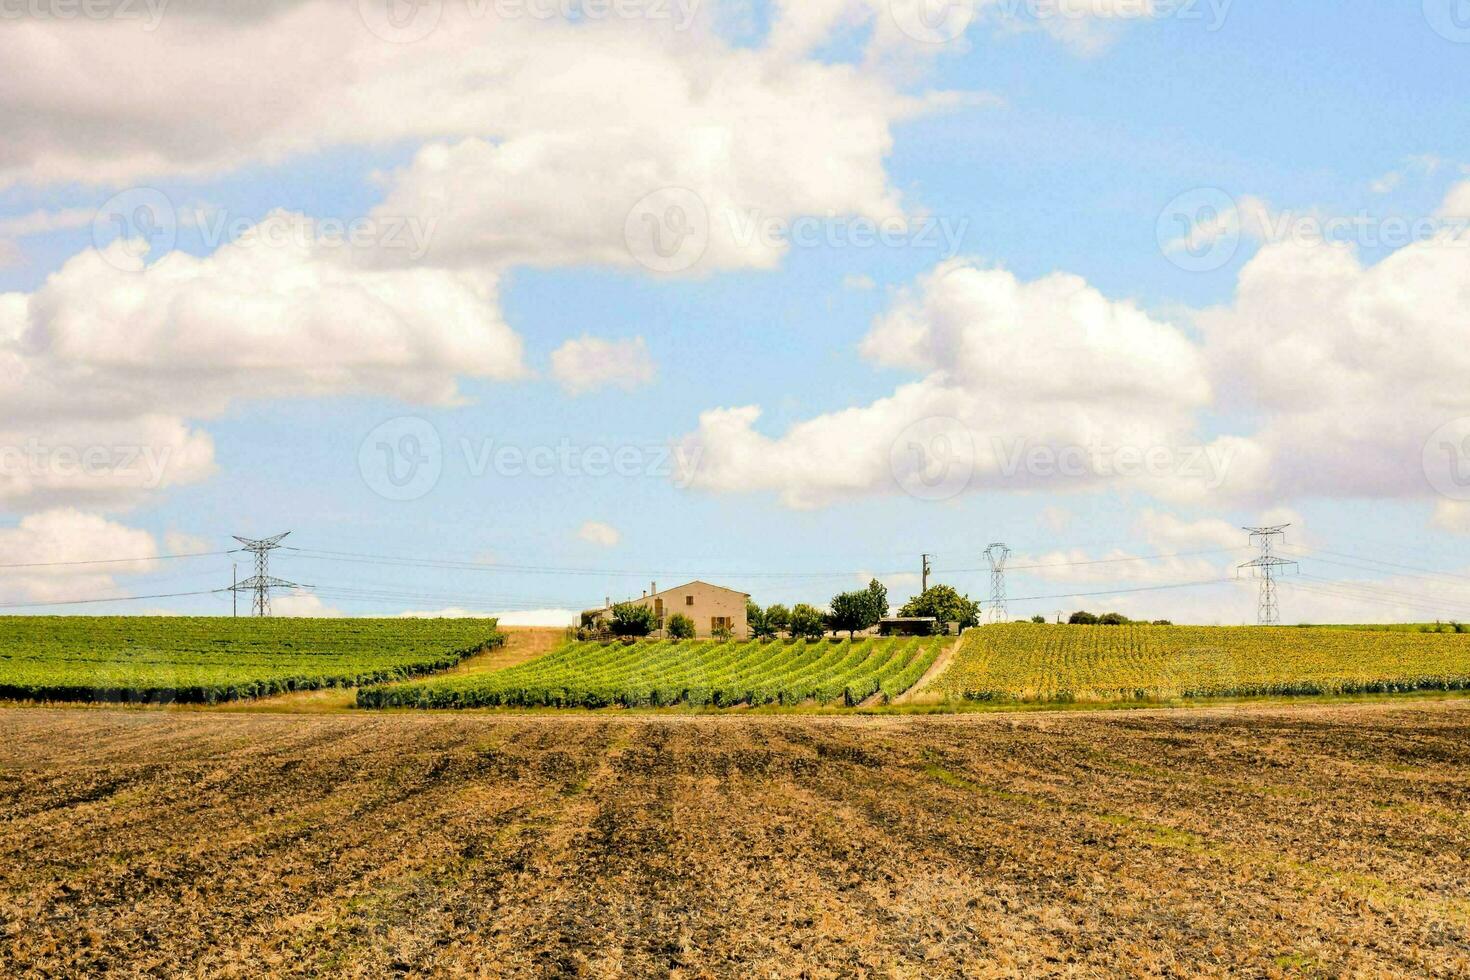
878 616 941 637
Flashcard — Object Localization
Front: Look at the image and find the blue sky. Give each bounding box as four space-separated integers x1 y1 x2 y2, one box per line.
2 1 1470 624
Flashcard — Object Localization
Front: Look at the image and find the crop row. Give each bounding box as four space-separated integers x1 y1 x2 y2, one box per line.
358 636 946 709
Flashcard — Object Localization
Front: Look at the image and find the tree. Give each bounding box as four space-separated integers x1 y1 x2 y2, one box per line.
1031 615 1047 624
747 601 776 639
712 622 734 642
765 603 791 635
667 613 695 639
864 578 889 621
609 602 657 637
1068 611 1099 625
899 585 980 631
788 603 826 640
826 579 889 638
1098 612 1129 626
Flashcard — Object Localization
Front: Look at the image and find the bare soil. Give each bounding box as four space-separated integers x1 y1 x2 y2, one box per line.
1 700 1467 976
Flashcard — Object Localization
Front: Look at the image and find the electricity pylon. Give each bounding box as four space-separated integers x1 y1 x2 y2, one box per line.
231 532 301 617
1238 525 1297 625
984 543 1010 624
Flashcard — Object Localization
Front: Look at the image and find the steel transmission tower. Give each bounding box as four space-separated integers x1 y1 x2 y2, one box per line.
231 532 301 617
984 543 1010 624
1238 525 1297 626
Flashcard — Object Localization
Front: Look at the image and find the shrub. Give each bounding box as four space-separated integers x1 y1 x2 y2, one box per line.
1031 615 1047 624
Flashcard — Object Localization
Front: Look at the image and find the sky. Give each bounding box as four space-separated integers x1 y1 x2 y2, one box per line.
2 0 1470 625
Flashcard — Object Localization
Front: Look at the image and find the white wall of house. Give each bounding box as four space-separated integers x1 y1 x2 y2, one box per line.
589 581 749 638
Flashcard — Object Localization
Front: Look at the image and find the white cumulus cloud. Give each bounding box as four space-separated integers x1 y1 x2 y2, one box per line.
550 335 656 396
577 521 622 548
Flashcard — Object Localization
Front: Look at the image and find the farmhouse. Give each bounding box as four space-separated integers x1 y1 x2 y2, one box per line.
584 581 750 638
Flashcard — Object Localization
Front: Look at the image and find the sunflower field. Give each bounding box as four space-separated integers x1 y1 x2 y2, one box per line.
933 622 1470 703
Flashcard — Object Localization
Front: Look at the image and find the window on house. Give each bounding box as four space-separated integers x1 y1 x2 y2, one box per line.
685 595 694 606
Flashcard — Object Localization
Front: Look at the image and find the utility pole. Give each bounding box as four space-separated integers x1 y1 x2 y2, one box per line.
231 532 303 617
232 563 237 618
1239 525 1297 626
921 554 932 593
984 543 1010 624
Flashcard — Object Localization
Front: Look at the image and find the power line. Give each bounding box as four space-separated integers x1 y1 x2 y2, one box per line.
280 544 1249 582
1293 574 1470 617
1286 582 1470 621
1281 545 1470 585
935 546 1247 574
0 588 230 610
1004 577 1236 604
0 549 237 570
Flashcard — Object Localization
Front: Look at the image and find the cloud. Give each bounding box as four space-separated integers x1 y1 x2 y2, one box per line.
163 530 213 555
684 179 1470 513
0 509 159 603
1039 505 1073 533
0 6 989 513
550 335 657 396
0 207 96 239
577 521 622 548
842 274 877 291
1372 154 1445 195
764 0 1169 62
1438 181 1470 219
1433 500 1470 535
1 8 958 280
270 592 344 618
0 207 96 265
0 213 523 509
681 259 1220 508
1196 193 1470 501
0 414 216 512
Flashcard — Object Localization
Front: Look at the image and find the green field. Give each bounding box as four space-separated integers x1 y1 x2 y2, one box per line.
358 636 947 709
935 622 1470 703
0 617 502 704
